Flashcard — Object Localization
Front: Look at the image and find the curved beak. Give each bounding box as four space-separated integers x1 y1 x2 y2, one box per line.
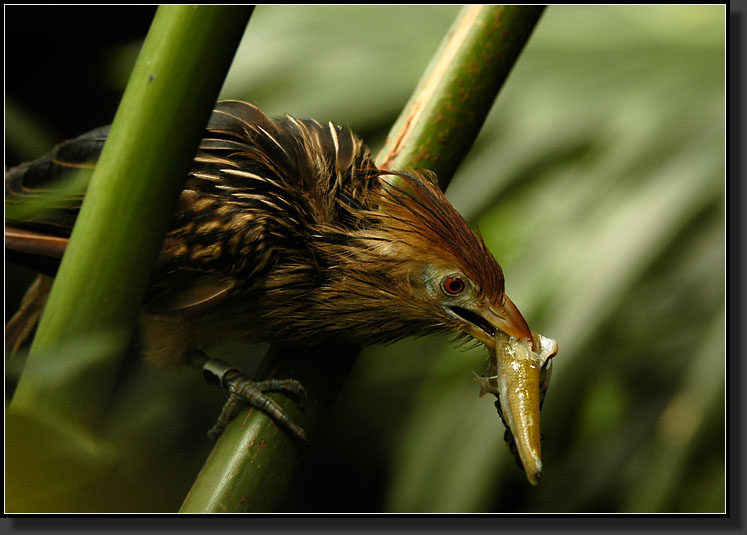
492 295 534 350
448 294 534 351
449 295 552 485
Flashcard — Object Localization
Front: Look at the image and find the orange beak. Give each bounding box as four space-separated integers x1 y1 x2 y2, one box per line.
449 294 534 351
495 295 534 351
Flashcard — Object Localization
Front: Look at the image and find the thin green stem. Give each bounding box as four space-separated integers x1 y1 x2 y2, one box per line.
9 6 252 433
378 5 545 188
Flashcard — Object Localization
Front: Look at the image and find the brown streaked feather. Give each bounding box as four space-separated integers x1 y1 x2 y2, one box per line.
5 227 69 277
5 101 507 362
143 276 237 316
5 126 107 239
5 274 53 353
6 102 377 282
5 227 69 259
5 101 384 362
372 172 505 303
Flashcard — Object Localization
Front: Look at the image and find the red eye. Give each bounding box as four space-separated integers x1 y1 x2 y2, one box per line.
443 276 465 295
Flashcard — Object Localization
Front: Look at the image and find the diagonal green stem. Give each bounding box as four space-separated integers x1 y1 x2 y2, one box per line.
180 5 545 513
378 5 546 187
9 6 253 433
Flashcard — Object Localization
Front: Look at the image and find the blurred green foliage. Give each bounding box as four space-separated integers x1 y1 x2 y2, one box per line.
5 5 725 512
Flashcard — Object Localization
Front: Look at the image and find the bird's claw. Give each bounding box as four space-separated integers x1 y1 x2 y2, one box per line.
188 350 309 443
231 374 308 408
207 371 309 443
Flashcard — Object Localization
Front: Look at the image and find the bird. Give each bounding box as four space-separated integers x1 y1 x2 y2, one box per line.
6 100 552 483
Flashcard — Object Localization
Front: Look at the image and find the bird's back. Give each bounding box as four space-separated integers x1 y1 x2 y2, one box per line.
6 101 380 283
161 101 379 280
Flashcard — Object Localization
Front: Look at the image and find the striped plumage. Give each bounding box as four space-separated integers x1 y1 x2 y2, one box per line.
7 102 549 477
7 100 532 365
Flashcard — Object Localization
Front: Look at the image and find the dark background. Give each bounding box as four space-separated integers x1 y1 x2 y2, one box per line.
5 6 157 162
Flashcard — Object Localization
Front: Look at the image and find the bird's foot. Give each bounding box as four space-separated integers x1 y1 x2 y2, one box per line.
187 349 308 443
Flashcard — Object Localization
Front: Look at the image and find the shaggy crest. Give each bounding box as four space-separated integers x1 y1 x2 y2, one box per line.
362 171 506 305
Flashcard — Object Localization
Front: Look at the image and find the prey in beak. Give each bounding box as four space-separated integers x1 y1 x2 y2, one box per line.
477 332 558 485
447 295 557 485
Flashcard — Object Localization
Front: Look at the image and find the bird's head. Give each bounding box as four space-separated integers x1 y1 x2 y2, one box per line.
315 170 533 350
311 169 549 485
409 263 533 351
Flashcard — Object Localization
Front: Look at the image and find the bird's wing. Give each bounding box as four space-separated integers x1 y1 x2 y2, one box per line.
3 115 253 314
5 102 380 317
5 125 107 241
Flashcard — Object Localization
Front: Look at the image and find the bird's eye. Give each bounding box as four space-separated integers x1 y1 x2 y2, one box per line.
442 276 465 295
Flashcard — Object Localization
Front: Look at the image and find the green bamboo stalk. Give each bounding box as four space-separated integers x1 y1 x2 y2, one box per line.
180 5 545 513
378 5 546 186
180 344 353 512
9 6 253 433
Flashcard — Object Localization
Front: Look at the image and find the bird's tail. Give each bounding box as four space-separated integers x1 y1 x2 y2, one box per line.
6 274 53 354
